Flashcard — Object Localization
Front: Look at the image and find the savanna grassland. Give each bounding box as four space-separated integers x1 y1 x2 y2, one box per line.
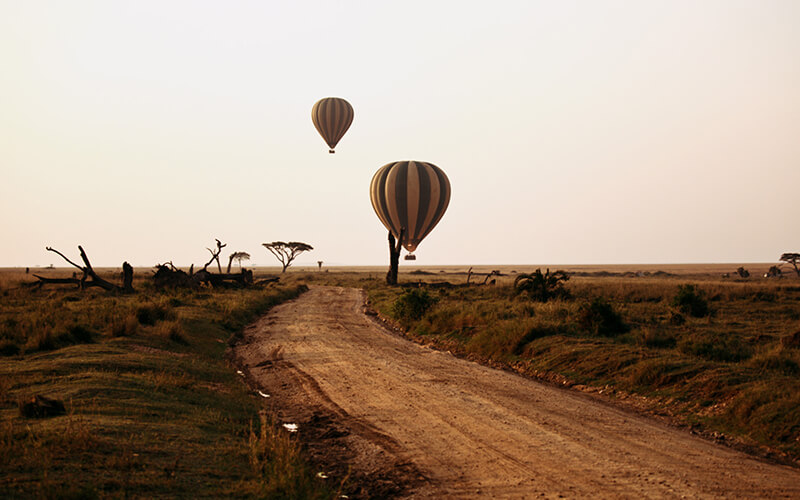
2 263 799 497
296 264 800 463
0 269 334 499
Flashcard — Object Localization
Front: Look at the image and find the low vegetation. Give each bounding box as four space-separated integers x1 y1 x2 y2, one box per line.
4 265 799 493
0 272 333 498
361 273 800 461
513 268 570 302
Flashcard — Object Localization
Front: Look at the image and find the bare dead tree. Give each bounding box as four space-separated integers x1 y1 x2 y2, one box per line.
203 239 227 273
32 246 132 293
386 229 405 285
482 270 501 285
262 241 313 273
464 267 500 286
780 253 800 277
122 262 134 293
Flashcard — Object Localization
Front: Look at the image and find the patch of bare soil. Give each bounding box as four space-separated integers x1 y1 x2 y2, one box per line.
232 286 800 498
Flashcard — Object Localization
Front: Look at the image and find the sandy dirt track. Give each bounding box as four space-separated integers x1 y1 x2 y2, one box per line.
234 286 800 498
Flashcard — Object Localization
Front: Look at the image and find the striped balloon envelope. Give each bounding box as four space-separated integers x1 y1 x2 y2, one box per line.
311 97 354 153
370 161 451 253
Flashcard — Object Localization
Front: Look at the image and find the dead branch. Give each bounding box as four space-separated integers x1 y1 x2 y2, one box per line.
38 246 132 293
27 275 82 289
203 239 227 272
45 247 83 270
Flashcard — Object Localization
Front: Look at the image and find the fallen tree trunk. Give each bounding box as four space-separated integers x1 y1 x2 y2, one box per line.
153 264 256 289
27 275 81 289
31 246 133 293
193 269 254 288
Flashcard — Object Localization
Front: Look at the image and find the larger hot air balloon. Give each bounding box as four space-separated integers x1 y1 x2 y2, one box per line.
370 161 451 256
311 97 353 153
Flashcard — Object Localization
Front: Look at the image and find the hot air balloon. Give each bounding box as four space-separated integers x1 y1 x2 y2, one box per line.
370 161 451 258
311 97 353 153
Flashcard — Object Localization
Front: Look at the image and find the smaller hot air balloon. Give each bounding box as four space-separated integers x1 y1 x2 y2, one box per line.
311 97 354 153
370 160 451 258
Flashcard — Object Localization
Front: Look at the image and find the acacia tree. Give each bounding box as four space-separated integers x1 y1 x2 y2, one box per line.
780 253 800 277
226 251 251 273
262 241 313 273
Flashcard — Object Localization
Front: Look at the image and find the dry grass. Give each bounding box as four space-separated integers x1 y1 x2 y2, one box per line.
0 276 329 498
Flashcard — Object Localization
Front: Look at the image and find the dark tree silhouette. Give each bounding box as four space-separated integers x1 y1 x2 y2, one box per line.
33 246 133 293
780 253 800 277
203 239 227 273
513 268 570 302
227 251 251 273
386 228 405 285
262 241 313 273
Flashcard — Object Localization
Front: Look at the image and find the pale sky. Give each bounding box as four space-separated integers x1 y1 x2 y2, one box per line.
1 1 798 267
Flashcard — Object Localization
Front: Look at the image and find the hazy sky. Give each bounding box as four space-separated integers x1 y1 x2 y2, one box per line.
1 1 798 267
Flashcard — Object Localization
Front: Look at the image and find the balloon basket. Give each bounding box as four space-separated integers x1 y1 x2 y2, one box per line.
329 149 335 154
404 254 416 261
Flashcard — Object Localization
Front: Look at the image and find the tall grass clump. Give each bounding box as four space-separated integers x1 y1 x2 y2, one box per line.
577 298 628 337
248 411 334 499
392 289 438 325
672 284 709 317
135 303 172 325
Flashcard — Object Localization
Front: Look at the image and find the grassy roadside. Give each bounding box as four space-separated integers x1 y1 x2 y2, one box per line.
0 278 334 499
358 275 800 463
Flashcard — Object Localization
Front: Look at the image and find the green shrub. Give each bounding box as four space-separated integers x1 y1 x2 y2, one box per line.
672 285 709 317
392 289 437 323
513 269 570 302
578 298 628 337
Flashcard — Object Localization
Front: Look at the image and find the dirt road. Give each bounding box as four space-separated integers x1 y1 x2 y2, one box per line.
234 286 800 498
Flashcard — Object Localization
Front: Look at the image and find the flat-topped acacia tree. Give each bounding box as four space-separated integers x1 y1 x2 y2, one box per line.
262 242 313 273
227 251 250 273
780 253 800 277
